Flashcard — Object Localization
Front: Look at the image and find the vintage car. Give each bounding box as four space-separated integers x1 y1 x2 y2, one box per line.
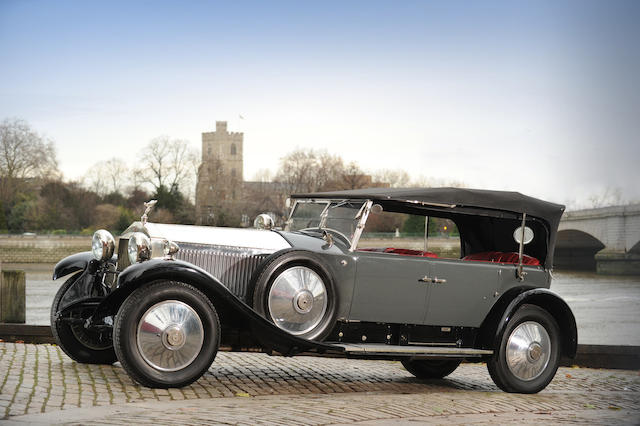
50 187 576 393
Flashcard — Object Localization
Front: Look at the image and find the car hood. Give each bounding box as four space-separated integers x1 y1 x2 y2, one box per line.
123 222 292 251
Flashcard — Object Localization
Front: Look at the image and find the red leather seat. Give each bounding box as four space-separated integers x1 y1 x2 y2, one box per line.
463 251 540 266
462 251 502 262
358 248 438 258
383 248 438 258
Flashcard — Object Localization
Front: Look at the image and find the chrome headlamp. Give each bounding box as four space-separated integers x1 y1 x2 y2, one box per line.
128 232 151 264
254 213 274 230
91 230 115 261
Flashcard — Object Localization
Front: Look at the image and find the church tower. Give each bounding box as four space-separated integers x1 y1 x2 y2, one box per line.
195 121 244 224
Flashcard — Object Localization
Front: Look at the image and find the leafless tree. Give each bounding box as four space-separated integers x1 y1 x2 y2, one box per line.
0 118 59 204
138 136 199 193
251 168 273 183
373 169 411 188
587 186 623 209
275 149 346 194
83 157 129 195
339 162 370 190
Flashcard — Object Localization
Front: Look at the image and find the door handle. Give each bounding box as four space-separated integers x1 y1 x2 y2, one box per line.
418 276 447 284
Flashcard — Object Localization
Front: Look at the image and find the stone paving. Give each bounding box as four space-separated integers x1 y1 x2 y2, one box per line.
0 342 639 424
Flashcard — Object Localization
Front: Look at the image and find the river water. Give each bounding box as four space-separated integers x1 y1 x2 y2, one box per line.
9 263 640 346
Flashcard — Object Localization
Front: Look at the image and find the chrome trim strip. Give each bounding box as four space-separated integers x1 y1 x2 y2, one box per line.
333 343 492 356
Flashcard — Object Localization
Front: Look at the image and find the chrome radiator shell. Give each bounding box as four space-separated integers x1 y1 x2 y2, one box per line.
117 239 271 303
173 243 270 303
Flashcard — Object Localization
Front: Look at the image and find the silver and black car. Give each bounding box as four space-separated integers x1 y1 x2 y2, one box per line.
50 187 576 393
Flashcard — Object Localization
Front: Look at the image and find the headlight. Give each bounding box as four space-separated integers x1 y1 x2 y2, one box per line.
91 230 115 261
128 232 151 264
163 240 180 258
254 213 274 230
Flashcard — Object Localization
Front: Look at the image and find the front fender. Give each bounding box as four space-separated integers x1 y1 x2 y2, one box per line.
95 259 339 356
53 252 95 280
496 288 578 358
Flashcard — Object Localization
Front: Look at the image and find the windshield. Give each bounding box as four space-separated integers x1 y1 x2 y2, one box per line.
287 200 366 243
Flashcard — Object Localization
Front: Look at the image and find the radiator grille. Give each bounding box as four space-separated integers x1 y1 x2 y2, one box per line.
117 240 271 303
174 243 270 303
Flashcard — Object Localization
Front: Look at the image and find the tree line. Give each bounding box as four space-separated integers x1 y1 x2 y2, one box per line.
0 119 198 234
2 117 626 234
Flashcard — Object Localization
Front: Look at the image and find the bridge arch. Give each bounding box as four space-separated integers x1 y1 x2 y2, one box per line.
554 229 605 270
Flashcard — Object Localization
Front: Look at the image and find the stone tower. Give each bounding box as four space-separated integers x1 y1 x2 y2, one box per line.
195 121 244 224
203 121 244 181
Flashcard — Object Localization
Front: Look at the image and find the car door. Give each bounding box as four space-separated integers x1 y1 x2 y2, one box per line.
348 251 431 325
423 258 501 327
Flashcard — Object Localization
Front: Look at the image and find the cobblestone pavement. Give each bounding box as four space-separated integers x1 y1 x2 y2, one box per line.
0 343 639 424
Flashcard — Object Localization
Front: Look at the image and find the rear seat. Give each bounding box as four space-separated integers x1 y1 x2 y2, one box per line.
358 248 438 258
462 251 540 266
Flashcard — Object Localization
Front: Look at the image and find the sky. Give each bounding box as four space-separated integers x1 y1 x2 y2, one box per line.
1 0 639 208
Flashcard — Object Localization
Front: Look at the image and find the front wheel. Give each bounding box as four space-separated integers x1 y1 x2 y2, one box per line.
51 274 117 364
487 304 560 393
113 281 220 388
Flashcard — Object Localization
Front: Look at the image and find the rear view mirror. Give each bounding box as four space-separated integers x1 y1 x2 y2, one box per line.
371 204 383 214
513 226 534 245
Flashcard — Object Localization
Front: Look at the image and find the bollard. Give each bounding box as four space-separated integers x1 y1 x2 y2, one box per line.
0 270 26 323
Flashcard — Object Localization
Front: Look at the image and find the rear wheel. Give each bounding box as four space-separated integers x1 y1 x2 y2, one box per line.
113 281 220 388
487 304 560 393
50 274 116 364
401 359 461 379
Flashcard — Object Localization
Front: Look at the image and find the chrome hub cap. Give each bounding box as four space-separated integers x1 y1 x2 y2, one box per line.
137 300 204 372
506 321 551 381
163 325 186 349
268 266 328 335
294 290 314 314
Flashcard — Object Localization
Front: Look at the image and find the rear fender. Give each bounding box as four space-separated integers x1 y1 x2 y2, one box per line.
95 258 337 356
481 288 578 358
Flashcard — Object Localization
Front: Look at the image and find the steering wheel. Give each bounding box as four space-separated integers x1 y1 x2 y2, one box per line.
298 228 351 246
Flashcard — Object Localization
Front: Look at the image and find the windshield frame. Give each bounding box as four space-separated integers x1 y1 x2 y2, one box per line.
286 198 373 251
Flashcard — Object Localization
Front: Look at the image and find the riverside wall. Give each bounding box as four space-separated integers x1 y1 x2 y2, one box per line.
0 235 90 264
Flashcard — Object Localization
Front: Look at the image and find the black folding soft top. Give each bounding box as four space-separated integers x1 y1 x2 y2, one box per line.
292 187 566 268
292 187 564 225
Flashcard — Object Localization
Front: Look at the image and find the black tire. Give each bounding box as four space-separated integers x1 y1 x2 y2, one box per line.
401 359 461 379
113 281 220 388
252 251 337 341
487 304 561 393
50 273 117 365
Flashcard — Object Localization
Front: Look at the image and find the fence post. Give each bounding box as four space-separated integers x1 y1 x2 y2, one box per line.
0 269 26 323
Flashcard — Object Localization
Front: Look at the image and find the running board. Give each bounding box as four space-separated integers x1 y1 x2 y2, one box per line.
331 343 493 357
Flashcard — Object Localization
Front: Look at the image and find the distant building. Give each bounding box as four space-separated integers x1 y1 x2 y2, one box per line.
195 120 387 226
195 121 284 226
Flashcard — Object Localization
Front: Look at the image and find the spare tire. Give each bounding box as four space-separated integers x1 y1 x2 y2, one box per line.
252 251 337 341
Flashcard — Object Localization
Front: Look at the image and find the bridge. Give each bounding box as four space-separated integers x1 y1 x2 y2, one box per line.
555 204 640 275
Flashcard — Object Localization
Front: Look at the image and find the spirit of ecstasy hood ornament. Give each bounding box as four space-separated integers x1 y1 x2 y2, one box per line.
141 199 158 226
